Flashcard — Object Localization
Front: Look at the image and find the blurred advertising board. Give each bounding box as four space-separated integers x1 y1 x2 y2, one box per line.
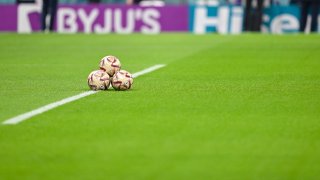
261 5 301 34
189 5 313 34
0 5 17 31
0 4 317 34
0 5 189 33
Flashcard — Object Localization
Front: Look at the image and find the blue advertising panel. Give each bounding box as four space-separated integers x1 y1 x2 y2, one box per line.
189 5 319 34
262 5 301 33
189 5 243 34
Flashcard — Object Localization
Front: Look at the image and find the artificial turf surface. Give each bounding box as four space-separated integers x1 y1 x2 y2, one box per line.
0 34 319 179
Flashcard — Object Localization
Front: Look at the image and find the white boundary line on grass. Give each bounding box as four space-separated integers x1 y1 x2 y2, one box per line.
2 64 166 125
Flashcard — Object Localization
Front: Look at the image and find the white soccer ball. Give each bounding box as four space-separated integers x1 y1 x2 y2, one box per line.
111 70 133 91
99 55 121 77
87 70 111 90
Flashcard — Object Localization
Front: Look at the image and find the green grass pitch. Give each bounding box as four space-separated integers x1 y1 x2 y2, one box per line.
0 33 319 179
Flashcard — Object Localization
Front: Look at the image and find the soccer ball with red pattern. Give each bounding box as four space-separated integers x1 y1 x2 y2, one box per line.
111 70 133 91
87 70 111 90
99 55 121 76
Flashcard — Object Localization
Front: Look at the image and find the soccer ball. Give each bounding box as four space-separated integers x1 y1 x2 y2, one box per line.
111 70 133 90
99 55 121 76
87 70 111 90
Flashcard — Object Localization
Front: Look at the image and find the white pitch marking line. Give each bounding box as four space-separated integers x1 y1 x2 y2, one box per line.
2 64 166 125
132 64 166 78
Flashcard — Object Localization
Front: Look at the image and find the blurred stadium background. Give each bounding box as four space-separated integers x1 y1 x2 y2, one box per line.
0 0 318 34
0 0 295 5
